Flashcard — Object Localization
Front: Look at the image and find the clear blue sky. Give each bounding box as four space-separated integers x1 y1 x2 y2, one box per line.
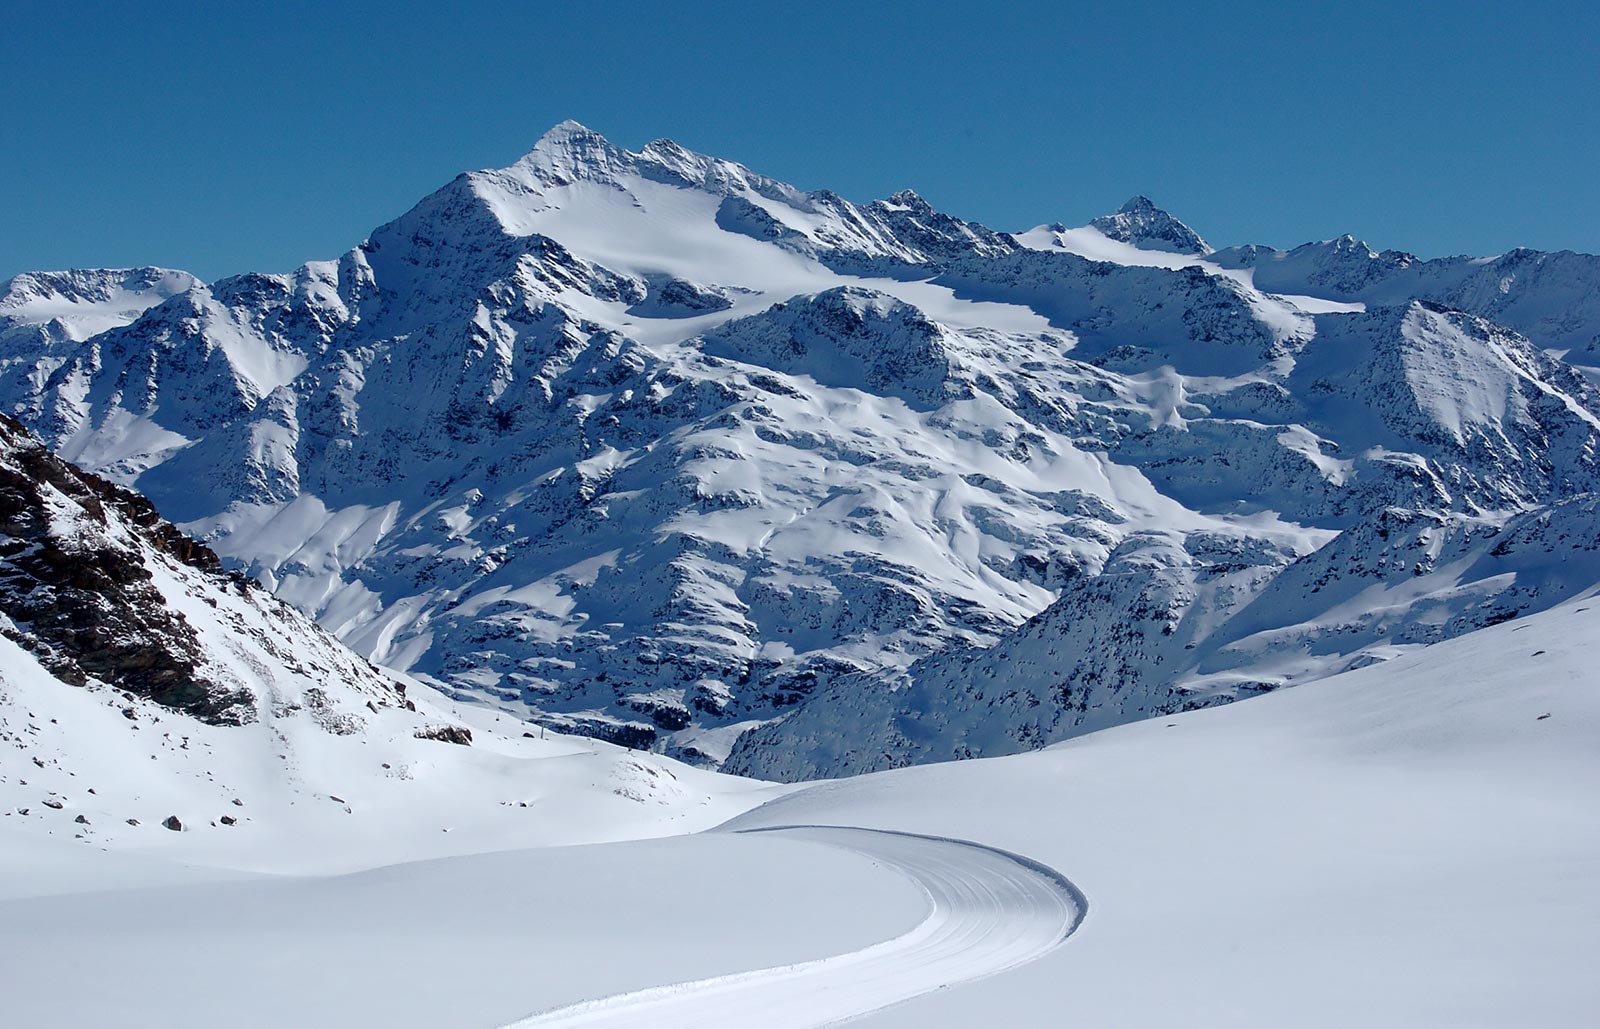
4 1 1597 281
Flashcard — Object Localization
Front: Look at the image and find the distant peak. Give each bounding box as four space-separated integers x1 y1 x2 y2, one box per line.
541 118 602 142
516 120 621 165
500 119 634 187
1090 196 1209 255
640 136 690 157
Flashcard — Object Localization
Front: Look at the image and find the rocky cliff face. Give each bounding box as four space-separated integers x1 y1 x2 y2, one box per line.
0 414 252 722
0 414 406 727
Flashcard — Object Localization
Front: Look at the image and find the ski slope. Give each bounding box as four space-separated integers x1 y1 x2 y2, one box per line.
506 825 1084 1029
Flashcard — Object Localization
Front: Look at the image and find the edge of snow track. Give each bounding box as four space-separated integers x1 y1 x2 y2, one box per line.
499 824 1087 1029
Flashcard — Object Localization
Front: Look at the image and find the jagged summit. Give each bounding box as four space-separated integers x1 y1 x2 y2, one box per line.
1089 195 1210 254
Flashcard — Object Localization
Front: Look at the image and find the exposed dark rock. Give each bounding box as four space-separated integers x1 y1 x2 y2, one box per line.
0 415 254 724
413 725 473 746
162 815 182 831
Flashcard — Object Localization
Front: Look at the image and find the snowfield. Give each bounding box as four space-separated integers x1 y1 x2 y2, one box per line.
3 593 1595 1027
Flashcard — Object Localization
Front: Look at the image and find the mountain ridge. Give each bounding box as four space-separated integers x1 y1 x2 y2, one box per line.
6 121 1600 777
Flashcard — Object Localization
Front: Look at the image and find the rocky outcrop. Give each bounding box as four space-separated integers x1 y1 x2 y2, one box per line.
0 414 251 723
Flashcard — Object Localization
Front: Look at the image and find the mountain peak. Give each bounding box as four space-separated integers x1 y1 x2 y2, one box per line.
509 119 630 182
1090 196 1210 255
537 118 604 145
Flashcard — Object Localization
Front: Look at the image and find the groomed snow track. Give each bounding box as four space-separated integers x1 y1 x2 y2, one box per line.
501 825 1087 1028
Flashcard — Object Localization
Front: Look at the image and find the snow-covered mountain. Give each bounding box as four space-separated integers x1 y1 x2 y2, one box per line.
1088 195 1210 254
0 411 401 723
1210 237 1600 355
0 267 201 349
6 121 1600 779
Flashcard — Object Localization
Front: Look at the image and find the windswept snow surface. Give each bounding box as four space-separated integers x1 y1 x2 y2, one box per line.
504 825 1082 1029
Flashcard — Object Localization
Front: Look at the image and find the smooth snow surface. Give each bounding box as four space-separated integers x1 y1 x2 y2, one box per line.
505 825 1082 1029
2 591 1596 1027
0 831 925 1029
721 597 1600 1027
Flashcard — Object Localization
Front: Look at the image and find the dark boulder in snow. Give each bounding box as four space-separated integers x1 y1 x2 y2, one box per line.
413 725 473 746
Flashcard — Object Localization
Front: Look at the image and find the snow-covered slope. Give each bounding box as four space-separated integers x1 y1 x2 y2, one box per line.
6 122 1600 779
6 577 1591 1028
718 594 1600 1028
0 415 769 865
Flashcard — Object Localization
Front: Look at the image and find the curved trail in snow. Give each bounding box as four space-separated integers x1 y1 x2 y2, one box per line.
501 825 1086 1029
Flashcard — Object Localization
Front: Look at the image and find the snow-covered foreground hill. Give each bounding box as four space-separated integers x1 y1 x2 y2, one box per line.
2 586 1592 1027
9 121 1600 775
723 597 1600 1027
0 413 776 871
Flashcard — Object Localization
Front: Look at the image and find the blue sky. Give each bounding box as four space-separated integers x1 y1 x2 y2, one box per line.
4 1 1597 281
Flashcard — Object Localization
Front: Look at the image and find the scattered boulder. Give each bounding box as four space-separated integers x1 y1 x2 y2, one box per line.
162 815 182 832
220 815 236 826
413 725 473 746
126 818 139 826
41 797 63 809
